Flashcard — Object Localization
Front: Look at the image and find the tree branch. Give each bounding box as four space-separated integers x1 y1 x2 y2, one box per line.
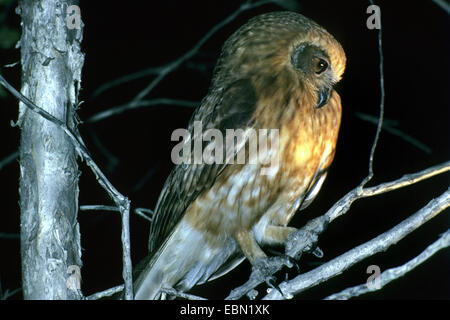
161 287 207 300
361 0 385 188
327 161 450 222
0 233 20 239
0 287 22 300
263 188 450 299
86 98 198 123
134 208 153 223
80 204 153 223
88 0 276 121
432 0 450 14
80 205 119 212
324 229 450 300
226 161 450 299
355 112 432 154
0 151 19 172
86 285 124 300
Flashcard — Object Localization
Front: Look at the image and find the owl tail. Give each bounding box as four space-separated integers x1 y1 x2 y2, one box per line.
133 219 237 299
132 242 172 300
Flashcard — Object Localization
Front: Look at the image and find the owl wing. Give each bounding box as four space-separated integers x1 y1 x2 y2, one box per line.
148 78 257 254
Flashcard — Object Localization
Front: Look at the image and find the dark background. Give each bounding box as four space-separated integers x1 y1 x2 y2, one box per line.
0 0 449 299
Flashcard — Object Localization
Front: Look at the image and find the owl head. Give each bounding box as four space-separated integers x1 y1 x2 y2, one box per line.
213 11 346 110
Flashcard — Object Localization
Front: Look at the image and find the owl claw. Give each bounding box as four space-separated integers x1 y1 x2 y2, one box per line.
285 216 328 260
251 255 292 287
226 255 295 300
311 246 324 258
250 256 295 299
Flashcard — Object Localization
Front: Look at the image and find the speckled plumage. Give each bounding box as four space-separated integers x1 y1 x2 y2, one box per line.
134 11 346 299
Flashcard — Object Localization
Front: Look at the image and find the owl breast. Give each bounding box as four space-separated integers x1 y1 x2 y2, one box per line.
253 91 342 236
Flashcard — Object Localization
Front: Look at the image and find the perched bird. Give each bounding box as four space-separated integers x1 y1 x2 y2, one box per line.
134 11 346 299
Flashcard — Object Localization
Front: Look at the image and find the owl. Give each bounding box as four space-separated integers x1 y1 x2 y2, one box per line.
133 11 346 299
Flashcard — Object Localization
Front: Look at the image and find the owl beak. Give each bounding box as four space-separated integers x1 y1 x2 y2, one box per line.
316 86 331 108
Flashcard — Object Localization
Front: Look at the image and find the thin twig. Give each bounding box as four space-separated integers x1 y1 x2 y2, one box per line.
85 126 120 174
86 284 124 300
161 287 208 300
91 67 165 99
327 161 450 222
87 98 198 123
131 164 160 193
324 229 450 300
355 112 432 154
360 161 450 197
134 208 153 223
91 0 275 100
80 204 153 223
263 188 450 299
0 232 20 239
80 205 120 212
0 151 19 171
0 74 133 299
0 287 22 300
432 0 450 14
361 0 384 188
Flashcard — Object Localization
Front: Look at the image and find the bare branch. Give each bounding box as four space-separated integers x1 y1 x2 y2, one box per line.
88 0 278 126
161 287 207 300
432 0 450 14
0 74 133 299
328 161 450 222
131 165 160 193
134 208 153 223
0 151 18 172
361 0 385 188
91 0 275 100
91 67 165 99
355 112 432 154
227 161 450 299
87 283 208 300
86 285 124 300
0 287 21 300
80 205 153 224
85 126 120 174
360 161 450 198
0 233 19 239
324 229 450 300
263 188 450 299
87 98 198 123
80 205 119 212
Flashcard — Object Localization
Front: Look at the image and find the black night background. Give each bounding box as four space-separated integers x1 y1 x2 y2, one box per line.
0 0 449 300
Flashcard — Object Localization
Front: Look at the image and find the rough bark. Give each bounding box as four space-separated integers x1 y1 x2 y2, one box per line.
17 0 84 299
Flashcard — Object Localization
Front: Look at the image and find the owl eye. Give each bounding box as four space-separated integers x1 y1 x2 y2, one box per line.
313 57 328 74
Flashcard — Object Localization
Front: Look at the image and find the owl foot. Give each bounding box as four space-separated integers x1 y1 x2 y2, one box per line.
285 216 328 260
250 255 293 297
226 255 294 300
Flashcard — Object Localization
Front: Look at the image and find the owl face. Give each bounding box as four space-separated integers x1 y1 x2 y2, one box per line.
290 43 336 108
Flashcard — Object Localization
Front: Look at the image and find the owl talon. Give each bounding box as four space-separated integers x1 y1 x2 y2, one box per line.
312 246 324 258
265 275 277 288
251 256 293 287
266 276 287 298
285 216 328 260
